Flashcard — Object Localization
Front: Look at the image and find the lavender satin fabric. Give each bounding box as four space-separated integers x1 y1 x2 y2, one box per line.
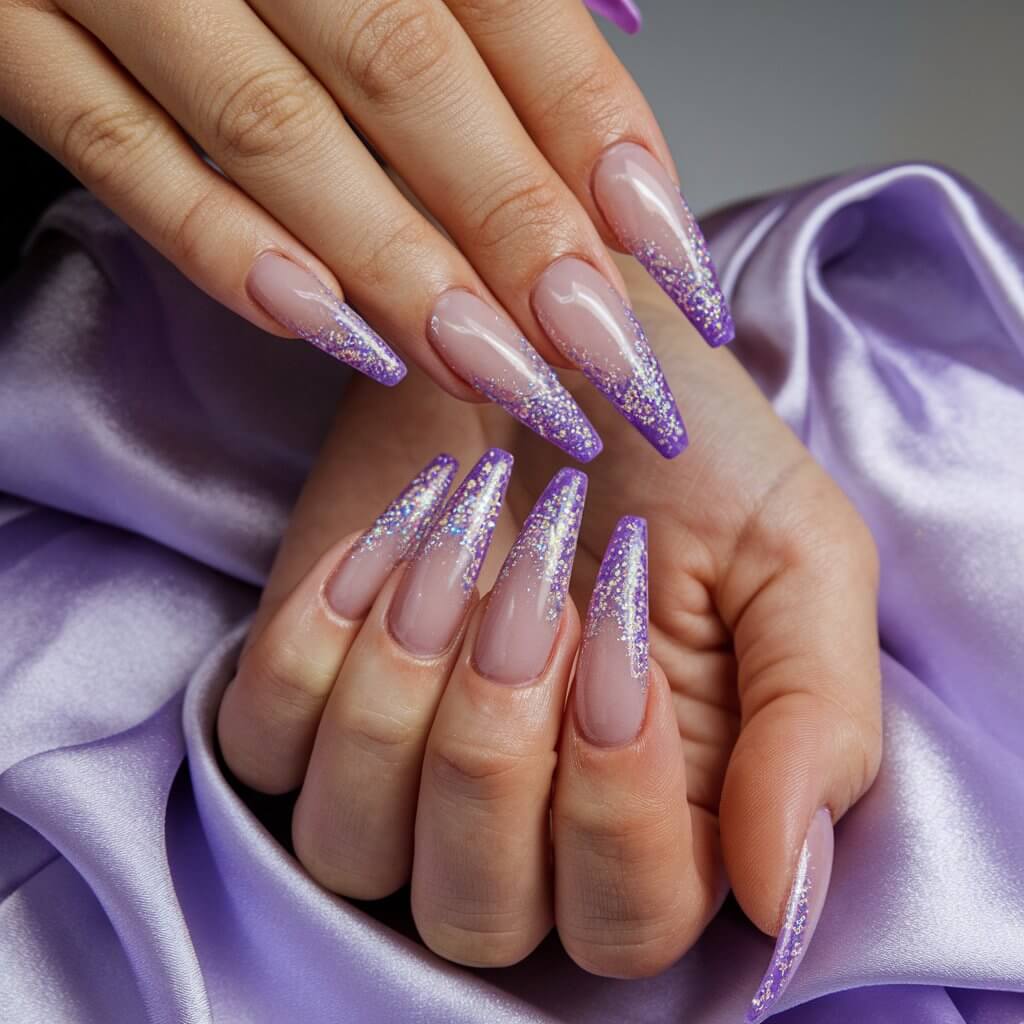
1 165 1023 1022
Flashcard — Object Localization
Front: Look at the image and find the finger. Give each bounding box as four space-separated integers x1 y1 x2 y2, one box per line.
448 0 734 347
249 0 684 456
217 454 458 793
411 469 586 967
60 0 601 460
717 464 883 1021
0 1 380 361
292 449 512 899
553 518 721 978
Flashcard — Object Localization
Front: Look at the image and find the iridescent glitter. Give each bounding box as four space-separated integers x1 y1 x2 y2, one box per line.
490 468 587 624
634 191 734 348
584 516 649 681
347 454 458 563
415 448 513 595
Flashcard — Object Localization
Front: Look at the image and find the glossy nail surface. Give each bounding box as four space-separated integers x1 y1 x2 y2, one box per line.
474 468 587 684
326 454 458 620
389 449 513 657
429 290 602 463
584 0 642 34
247 252 406 384
533 258 686 458
746 809 835 1023
593 143 734 347
574 516 648 746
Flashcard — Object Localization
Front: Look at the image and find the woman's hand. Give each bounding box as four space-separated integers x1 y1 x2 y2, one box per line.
217 256 881 1004
0 0 731 461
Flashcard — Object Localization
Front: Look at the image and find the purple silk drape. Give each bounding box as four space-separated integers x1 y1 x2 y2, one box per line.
2 165 1023 1022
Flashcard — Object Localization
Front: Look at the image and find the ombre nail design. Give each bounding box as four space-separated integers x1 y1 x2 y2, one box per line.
746 809 835 1023
247 252 406 385
325 454 458 620
584 0 642 34
474 468 587 684
574 516 649 746
429 290 602 463
593 143 734 348
388 448 513 657
533 258 686 458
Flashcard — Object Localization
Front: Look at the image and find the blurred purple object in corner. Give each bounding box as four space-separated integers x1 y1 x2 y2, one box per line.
584 0 642 35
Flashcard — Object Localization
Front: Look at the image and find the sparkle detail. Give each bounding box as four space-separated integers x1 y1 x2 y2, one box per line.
348 454 458 562
416 448 513 594
491 468 587 624
286 282 406 385
745 840 814 1023
634 193 734 348
584 516 649 681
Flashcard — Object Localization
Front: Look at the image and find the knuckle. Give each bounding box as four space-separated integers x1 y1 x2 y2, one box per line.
532 57 628 142
240 640 326 723
343 0 452 106
335 703 418 767
417 916 542 969
210 64 322 163
346 212 431 289
427 735 546 804
466 170 566 254
561 921 689 979
60 103 158 190
165 186 226 266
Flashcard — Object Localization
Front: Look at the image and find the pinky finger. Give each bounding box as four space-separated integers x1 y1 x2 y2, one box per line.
0 2 405 384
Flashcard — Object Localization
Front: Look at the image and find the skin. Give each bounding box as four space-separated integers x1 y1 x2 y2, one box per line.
218 257 883 975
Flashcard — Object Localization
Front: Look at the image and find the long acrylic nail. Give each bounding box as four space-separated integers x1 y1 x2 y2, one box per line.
574 516 648 746
428 290 602 463
388 448 513 657
247 252 406 385
325 454 458 620
473 468 587 684
533 258 687 458
592 143 734 347
746 809 835 1023
584 0 642 34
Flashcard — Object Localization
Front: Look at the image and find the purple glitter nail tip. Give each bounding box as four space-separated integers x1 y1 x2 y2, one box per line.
586 515 649 682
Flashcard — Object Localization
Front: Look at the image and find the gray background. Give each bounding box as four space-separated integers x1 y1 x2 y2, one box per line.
600 0 1024 220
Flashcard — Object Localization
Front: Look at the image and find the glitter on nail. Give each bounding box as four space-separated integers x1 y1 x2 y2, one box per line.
634 193 734 348
283 281 406 385
491 468 587 624
348 454 459 563
745 836 815 1024
416 448 513 594
584 516 649 681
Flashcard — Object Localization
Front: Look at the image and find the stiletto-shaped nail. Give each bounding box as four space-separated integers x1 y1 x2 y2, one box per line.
574 516 648 746
473 468 587 684
746 809 835 1023
584 0 642 34
388 448 513 657
593 143 734 347
429 290 602 463
533 258 687 458
325 454 459 620
247 252 406 385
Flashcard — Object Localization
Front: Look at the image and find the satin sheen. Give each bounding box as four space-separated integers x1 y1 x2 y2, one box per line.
1 167 1023 1022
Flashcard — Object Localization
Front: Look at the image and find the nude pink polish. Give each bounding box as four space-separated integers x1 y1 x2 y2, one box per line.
592 143 734 347
746 809 835 1023
325 454 458 620
428 290 602 463
574 516 649 746
473 468 587 684
388 448 513 658
533 257 686 458
247 252 406 384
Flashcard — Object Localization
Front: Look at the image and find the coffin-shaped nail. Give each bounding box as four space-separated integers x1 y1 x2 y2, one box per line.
574 516 649 746
325 454 459 620
746 809 835 1023
473 468 587 684
388 448 513 657
593 143 734 347
533 258 687 458
429 290 602 463
584 0 642 34
247 252 406 384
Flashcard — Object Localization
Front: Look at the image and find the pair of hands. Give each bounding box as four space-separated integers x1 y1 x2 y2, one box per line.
218 260 882 984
